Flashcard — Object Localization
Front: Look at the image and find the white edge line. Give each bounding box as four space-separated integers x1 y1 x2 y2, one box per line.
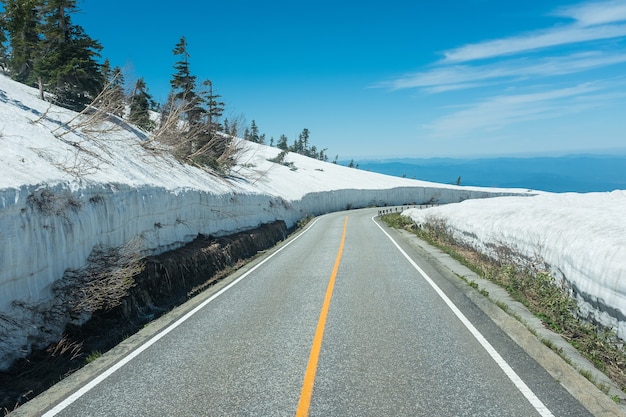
43 217 321 417
372 216 555 417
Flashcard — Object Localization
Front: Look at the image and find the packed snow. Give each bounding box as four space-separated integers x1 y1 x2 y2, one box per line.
404 192 626 339
0 72 619 370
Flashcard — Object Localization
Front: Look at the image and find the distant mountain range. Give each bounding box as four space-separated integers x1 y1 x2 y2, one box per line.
348 155 626 193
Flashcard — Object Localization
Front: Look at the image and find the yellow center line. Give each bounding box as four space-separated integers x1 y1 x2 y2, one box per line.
295 216 349 417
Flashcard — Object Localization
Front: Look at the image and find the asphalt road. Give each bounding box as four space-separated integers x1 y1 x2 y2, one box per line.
28 208 595 417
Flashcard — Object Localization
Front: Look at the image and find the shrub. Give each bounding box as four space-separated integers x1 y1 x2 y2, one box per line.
53 237 145 315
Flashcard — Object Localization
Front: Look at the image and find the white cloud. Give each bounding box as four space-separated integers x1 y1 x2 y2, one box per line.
441 0 626 63
442 24 626 63
381 52 626 92
556 0 626 27
423 82 490 94
425 83 606 138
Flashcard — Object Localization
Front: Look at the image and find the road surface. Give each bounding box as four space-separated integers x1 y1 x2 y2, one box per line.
29 208 595 417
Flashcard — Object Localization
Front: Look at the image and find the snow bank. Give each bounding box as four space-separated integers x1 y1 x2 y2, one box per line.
404 191 626 339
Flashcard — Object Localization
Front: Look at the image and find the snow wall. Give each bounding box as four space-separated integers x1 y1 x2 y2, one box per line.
0 181 515 369
404 191 626 342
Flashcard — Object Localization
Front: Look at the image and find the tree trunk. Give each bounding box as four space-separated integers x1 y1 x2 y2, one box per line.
38 77 44 101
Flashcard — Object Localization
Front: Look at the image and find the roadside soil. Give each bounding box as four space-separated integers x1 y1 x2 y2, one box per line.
0 221 288 415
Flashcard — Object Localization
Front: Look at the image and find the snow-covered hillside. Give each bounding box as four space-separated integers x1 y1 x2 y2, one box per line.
404 192 626 340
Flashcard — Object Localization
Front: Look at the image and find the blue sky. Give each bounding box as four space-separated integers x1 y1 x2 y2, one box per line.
73 0 626 159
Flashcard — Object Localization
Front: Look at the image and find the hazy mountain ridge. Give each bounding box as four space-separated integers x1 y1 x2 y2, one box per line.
355 155 626 193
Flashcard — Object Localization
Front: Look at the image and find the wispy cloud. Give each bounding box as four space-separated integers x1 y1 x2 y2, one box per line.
555 0 626 26
380 52 626 92
443 0 626 63
443 25 626 63
424 83 607 138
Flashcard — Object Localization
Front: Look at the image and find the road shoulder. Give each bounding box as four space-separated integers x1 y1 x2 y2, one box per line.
392 226 626 417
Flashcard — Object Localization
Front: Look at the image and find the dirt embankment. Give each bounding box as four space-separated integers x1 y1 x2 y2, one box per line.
1 220 288 414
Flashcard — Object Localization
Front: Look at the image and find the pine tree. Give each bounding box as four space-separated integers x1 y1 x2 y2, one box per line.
0 9 8 70
35 0 103 108
299 128 310 155
248 120 260 143
171 36 194 95
170 36 203 125
277 134 288 150
155 36 236 172
128 77 155 131
199 79 224 131
1 0 41 83
99 59 125 117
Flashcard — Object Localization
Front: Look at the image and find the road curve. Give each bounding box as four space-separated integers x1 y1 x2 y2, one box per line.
20 208 595 417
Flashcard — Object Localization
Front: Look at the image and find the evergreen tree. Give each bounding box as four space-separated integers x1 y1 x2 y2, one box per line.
277 134 288 150
34 0 103 108
199 79 223 131
128 77 155 131
299 128 310 154
279 128 328 160
170 36 202 125
1 0 41 83
291 136 303 153
222 117 243 137
99 59 125 116
248 120 260 143
156 37 236 172
0 10 8 70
